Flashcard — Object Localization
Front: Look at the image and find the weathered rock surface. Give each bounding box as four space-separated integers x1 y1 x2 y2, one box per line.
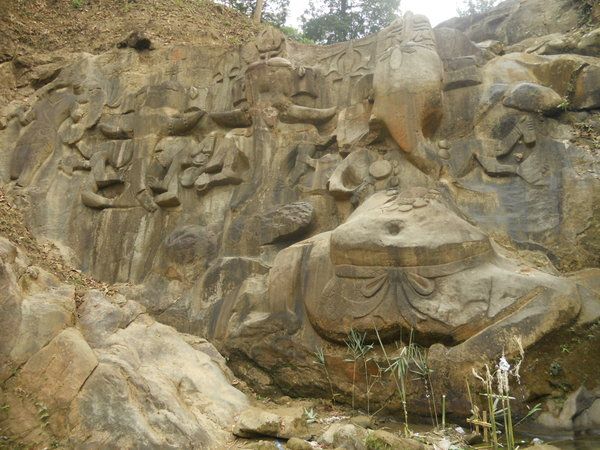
319 423 369 450
1 0 600 443
0 238 248 448
502 82 564 115
233 406 309 439
365 430 430 450
437 0 583 45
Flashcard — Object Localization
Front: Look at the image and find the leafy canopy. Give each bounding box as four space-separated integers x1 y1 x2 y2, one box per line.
222 0 290 27
456 0 499 17
301 0 401 44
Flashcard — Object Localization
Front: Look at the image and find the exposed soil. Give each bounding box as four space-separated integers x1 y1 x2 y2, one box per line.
521 320 600 404
0 187 108 302
0 0 260 58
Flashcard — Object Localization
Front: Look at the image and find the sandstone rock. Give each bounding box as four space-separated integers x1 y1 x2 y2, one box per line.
77 289 144 346
350 415 374 429
434 27 484 62
8 283 75 368
477 39 504 55
69 293 249 448
577 27 600 56
502 82 564 115
573 396 600 432
365 430 429 450
18 327 98 411
536 387 599 431
234 406 309 439
244 441 282 450
436 0 580 45
319 423 368 450
1 2 600 440
286 437 314 450
258 201 314 245
572 65 600 110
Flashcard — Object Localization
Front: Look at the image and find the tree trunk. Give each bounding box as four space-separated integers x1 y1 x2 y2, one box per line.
253 0 265 23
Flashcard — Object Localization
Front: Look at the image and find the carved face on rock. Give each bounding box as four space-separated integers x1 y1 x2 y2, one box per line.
304 188 571 345
372 12 443 155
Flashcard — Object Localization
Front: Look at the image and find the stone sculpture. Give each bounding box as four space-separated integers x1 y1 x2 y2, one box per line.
371 13 444 167
1 4 599 429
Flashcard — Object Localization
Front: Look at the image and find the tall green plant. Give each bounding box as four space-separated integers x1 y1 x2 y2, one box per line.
345 328 373 411
314 346 336 404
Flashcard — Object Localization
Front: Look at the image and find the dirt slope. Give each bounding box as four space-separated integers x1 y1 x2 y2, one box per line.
0 0 260 58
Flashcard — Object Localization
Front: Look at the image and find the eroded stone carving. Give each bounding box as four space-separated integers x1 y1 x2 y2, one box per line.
2 9 599 424
371 13 443 158
304 188 576 346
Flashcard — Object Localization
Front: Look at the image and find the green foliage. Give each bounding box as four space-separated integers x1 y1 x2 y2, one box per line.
313 346 337 403
574 0 595 25
364 433 393 450
456 0 499 17
222 0 290 26
303 407 318 423
301 0 401 44
71 0 85 8
280 26 315 44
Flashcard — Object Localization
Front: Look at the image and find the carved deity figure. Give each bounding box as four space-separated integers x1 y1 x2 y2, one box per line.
268 187 582 360
80 82 204 211
371 12 444 161
10 87 78 186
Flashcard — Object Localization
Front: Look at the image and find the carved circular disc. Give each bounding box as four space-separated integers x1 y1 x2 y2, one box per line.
369 160 393 179
413 198 428 208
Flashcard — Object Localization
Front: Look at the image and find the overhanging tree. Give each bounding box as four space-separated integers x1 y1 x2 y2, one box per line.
223 0 290 26
301 0 401 44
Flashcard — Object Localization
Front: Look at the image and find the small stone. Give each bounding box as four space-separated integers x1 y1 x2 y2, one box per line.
413 198 428 208
365 430 428 450
398 204 413 212
350 415 374 429
286 437 313 450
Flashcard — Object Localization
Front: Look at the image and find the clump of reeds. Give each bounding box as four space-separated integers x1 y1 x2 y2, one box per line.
314 346 337 404
467 336 541 450
345 329 374 412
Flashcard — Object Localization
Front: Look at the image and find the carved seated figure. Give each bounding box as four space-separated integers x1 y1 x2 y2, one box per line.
268 187 584 362
193 132 250 193
81 140 134 209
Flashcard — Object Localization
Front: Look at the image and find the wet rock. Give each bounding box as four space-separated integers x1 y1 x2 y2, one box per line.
536 386 600 431
525 445 561 450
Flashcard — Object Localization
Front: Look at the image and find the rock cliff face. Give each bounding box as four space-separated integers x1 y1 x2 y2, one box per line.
1 0 600 446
